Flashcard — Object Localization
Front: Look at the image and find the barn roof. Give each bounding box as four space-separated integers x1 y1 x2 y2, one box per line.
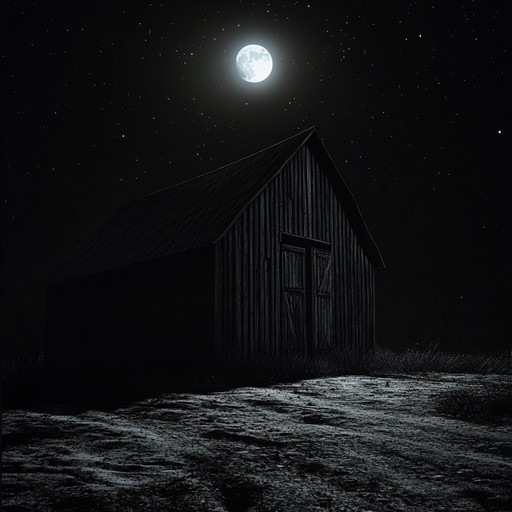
53 127 384 281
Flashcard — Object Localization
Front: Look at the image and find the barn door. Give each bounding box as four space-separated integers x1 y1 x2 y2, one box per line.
281 245 307 352
312 248 333 350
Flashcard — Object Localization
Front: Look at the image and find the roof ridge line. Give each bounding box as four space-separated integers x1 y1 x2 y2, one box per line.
127 126 317 204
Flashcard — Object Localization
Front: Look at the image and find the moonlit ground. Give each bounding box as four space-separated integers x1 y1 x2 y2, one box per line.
3 374 511 511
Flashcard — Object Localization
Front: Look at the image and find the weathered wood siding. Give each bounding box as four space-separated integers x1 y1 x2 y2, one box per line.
214 144 375 360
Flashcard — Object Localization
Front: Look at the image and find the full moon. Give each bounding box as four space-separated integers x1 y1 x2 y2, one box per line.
236 45 273 83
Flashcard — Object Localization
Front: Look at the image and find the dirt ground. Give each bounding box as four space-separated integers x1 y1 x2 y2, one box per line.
2 373 511 512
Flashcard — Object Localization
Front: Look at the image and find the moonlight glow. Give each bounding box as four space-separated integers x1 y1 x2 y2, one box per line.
236 45 273 83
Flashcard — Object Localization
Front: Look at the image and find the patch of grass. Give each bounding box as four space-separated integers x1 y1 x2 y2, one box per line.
372 344 512 375
218 347 372 386
437 384 512 423
220 480 262 512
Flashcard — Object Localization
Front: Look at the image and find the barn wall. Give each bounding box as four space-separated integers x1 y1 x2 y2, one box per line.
46 248 215 374
215 144 375 361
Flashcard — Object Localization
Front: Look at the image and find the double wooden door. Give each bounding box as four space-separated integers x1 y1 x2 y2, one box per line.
281 237 333 355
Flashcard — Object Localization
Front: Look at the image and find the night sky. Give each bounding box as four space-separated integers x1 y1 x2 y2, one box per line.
2 1 511 354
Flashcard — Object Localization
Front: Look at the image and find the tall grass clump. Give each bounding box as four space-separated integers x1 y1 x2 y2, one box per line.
437 384 512 423
372 343 512 375
217 347 372 387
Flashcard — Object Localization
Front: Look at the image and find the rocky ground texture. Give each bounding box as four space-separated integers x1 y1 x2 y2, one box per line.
2 373 511 511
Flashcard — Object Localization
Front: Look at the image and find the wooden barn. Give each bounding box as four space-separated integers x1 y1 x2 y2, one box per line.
45 127 384 373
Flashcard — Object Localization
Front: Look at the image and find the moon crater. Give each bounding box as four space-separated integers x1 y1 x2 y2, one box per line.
236 45 273 83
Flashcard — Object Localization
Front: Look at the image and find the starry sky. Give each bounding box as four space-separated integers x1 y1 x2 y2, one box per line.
2 1 511 353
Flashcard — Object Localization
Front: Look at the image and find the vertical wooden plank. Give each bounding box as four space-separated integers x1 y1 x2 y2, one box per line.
236 219 243 359
286 162 295 233
350 231 356 356
358 246 363 357
306 148 313 238
263 190 269 354
366 257 371 353
277 171 284 356
311 149 317 239
363 255 367 355
227 230 231 359
356 236 361 358
256 196 261 355
289 162 294 233
312 154 318 239
297 154 301 235
221 234 228 359
318 156 323 239
322 165 327 241
265 184 275 354
355 243 360 357
358 238 363 357
250 203 256 357
225 233 230 359
318 161 324 240
291 159 296 235
338 209 344 350
361 253 367 355
272 173 277 357
347 222 356 353
269 177 274 357
222 239 227 358
326 170 332 242
222 235 227 359
221 237 226 358
367 257 372 353
244 211 249 359
231 230 237 357
367 259 372 353
267 182 274 356
330 186 338 347
308 148 314 238
301 146 308 238
226 235 231 358
254 203 258 356
254 206 258 357
294 156 300 234
371 266 376 350
341 212 347 352
231 227 235 359
214 243 220 358
297 150 303 235
256 198 262 354
273 174 278 357
286 163 291 233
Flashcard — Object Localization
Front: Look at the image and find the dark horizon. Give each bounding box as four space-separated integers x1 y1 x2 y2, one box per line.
2 1 511 363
